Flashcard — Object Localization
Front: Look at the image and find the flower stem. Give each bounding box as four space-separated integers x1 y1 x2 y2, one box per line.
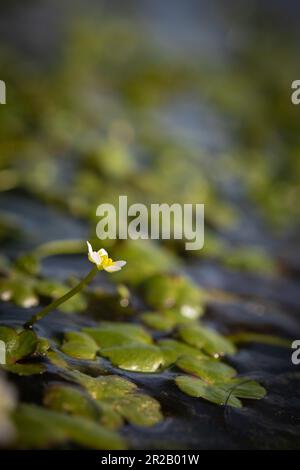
24 266 98 328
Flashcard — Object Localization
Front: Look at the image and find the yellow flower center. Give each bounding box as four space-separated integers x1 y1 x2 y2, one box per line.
100 253 113 268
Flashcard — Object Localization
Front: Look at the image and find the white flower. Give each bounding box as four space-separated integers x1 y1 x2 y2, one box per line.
87 241 126 272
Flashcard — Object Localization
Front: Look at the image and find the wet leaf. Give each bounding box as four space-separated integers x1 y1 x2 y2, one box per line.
3 363 45 376
83 322 152 348
68 372 162 427
111 393 163 427
0 276 38 308
143 274 204 318
112 240 178 286
158 339 207 367
13 404 126 449
100 345 165 372
70 371 137 400
35 337 50 356
44 384 101 420
61 331 99 360
229 332 291 348
176 356 236 383
178 324 236 357
14 254 40 276
0 327 38 365
175 375 242 408
219 378 266 400
140 312 176 331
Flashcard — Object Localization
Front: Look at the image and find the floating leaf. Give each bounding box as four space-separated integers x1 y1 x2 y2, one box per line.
44 384 102 420
68 372 162 427
176 356 236 383
61 331 99 360
219 378 266 400
13 404 126 449
112 240 178 286
83 322 152 348
0 276 38 308
142 274 204 317
158 339 207 367
229 332 290 348
178 324 236 357
35 337 50 356
175 375 242 408
3 363 45 376
141 312 176 331
110 393 163 427
0 327 38 365
14 254 40 276
100 345 165 372
70 371 137 400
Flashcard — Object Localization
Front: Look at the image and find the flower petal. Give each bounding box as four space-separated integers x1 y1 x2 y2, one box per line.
104 264 122 272
87 241 94 257
91 251 102 265
114 260 126 268
98 248 108 257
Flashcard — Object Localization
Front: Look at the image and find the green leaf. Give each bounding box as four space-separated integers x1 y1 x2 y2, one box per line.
178 324 236 357
35 337 50 356
44 384 102 420
143 274 204 317
3 363 45 376
176 356 236 383
100 345 165 372
141 312 176 331
229 332 291 348
175 376 242 408
111 240 178 286
83 322 152 348
158 339 207 367
61 331 99 360
0 276 38 308
13 404 126 449
0 327 38 364
67 372 161 427
70 371 137 400
110 393 163 427
14 254 40 275
219 378 266 400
